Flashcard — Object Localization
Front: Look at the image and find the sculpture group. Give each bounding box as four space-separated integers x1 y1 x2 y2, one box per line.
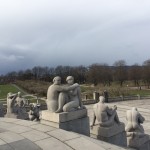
5 91 39 120
4 75 149 149
46 76 84 113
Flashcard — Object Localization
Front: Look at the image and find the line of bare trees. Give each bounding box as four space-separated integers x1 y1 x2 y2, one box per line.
1 59 150 87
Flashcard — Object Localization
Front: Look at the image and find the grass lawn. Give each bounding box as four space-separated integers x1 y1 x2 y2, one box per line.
0 84 22 99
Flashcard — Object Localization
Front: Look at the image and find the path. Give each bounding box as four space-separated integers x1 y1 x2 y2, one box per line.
0 118 129 150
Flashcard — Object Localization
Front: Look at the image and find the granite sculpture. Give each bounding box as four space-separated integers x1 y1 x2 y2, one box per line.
91 96 120 127
29 103 40 121
55 76 84 113
6 92 17 116
5 92 29 119
41 76 90 136
46 76 79 112
90 96 126 147
125 107 150 149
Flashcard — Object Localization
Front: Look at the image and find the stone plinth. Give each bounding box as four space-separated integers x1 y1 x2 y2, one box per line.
5 113 17 118
40 109 90 136
127 134 150 150
90 123 127 147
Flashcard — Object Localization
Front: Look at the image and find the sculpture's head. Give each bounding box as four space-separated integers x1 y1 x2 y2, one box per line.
53 76 61 85
7 92 12 97
99 96 105 103
18 91 21 97
66 76 74 85
132 107 138 111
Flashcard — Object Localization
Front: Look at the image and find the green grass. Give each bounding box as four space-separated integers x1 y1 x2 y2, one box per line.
129 89 150 96
0 84 23 99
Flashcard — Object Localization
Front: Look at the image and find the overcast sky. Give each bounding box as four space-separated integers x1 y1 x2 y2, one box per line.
0 0 150 74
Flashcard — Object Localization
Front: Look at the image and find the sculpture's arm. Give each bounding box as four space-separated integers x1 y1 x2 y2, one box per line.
106 107 113 115
70 88 78 96
58 83 79 92
138 113 145 124
77 87 84 108
107 105 117 115
10 94 18 107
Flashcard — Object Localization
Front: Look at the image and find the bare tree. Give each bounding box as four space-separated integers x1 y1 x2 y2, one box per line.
128 64 142 87
113 60 127 86
142 59 150 88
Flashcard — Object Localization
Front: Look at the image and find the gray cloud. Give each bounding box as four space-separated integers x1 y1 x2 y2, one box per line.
0 0 150 74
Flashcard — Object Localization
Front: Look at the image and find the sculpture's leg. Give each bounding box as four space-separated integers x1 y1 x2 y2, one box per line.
100 112 119 127
133 123 144 133
55 93 68 113
125 123 133 132
63 101 79 112
114 111 120 124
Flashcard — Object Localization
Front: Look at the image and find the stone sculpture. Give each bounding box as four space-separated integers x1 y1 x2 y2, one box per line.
5 92 28 119
125 107 149 149
15 92 29 119
125 107 145 135
6 92 17 114
46 76 79 112
41 76 90 136
91 96 120 127
29 103 40 121
90 96 126 147
15 92 26 107
55 76 84 113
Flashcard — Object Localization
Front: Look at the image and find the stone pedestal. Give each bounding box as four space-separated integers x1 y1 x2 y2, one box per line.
40 109 90 136
127 134 150 150
90 123 127 147
5 113 17 118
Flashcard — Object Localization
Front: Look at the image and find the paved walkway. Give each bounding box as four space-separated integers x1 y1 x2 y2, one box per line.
0 118 128 150
1 99 149 150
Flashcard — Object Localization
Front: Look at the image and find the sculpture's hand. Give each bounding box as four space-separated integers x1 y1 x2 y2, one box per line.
80 105 86 109
90 124 94 129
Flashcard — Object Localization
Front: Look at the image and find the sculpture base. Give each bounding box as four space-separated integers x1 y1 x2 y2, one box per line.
127 134 150 150
40 109 90 136
5 113 17 118
5 112 29 120
90 123 127 147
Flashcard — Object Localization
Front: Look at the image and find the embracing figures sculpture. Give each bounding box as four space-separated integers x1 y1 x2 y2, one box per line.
46 76 84 113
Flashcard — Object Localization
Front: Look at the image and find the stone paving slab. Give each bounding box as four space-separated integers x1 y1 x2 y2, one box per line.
35 137 73 150
8 125 32 133
47 128 80 142
0 117 129 150
9 139 42 150
31 124 56 132
21 130 50 142
0 131 24 143
65 137 106 150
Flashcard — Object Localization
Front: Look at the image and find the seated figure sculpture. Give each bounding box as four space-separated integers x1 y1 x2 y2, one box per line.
91 96 120 128
55 76 84 113
29 103 40 121
47 76 79 112
125 107 145 138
